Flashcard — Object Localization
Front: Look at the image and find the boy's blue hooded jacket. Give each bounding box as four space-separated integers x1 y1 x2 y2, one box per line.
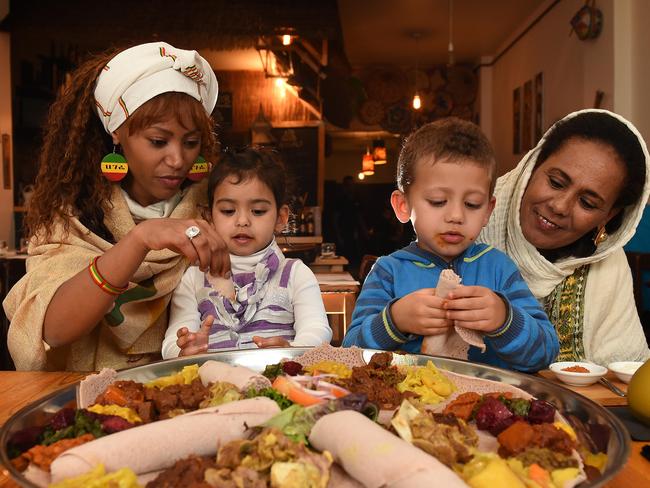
342 242 559 372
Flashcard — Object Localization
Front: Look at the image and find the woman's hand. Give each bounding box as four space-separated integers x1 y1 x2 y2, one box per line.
43 218 228 348
444 286 507 332
252 336 290 348
390 288 453 336
132 218 230 276
177 315 213 356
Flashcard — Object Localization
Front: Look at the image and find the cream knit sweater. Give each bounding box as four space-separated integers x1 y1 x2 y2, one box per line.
3 181 207 371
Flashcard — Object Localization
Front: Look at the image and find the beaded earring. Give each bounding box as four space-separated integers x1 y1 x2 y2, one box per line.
187 155 210 182
100 146 128 182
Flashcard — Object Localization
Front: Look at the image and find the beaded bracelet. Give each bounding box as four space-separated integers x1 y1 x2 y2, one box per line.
88 256 129 295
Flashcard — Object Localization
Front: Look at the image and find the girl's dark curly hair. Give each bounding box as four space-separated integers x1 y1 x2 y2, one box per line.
26 47 218 243
207 147 291 210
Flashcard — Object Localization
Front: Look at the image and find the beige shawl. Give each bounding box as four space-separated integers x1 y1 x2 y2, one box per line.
479 109 650 365
3 181 207 371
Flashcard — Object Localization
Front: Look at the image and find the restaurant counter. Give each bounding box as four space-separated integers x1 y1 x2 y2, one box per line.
0 370 647 487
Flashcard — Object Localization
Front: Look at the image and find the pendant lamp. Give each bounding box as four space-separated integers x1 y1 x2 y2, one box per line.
448 0 455 66
372 139 387 165
362 148 375 175
412 32 422 110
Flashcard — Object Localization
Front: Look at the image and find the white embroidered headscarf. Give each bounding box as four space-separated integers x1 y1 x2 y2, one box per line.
479 109 650 298
94 42 218 133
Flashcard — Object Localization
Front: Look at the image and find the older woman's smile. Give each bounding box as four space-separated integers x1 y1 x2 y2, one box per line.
533 210 561 230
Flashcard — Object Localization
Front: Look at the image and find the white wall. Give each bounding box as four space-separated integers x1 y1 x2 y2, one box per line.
0 29 14 247
618 0 650 147
487 0 614 174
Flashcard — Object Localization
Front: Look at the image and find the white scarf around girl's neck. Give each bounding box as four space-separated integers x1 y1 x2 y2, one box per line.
479 109 650 298
208 239 286 330
121 187 183 222
229 239 279 274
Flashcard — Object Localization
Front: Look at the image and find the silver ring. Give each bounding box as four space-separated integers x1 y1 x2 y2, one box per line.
185 225 201 240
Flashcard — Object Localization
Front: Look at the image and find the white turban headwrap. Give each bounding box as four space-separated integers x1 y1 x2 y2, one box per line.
94 42 218 133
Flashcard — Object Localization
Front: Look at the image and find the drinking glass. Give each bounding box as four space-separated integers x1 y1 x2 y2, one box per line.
321 242 336 258
19 237 29 254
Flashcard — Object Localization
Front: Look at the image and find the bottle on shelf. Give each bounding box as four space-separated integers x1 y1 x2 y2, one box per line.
305 209 315 235
298 210 307 236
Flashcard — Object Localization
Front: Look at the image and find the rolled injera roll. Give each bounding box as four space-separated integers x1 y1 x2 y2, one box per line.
421 269 486 356
198 360 271 391
50 397 279 482
308 411 467 487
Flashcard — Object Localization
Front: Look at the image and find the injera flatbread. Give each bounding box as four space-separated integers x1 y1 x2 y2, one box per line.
421 270 486 358
292 344 366 368
77 368 117 409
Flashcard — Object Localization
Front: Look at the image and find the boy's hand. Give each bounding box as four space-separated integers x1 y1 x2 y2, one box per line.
252 336 290 348
177 315 213 356
390 288 453 336
444 286 507 333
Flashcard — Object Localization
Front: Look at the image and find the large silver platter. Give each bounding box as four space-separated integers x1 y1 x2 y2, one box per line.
0 348 630 487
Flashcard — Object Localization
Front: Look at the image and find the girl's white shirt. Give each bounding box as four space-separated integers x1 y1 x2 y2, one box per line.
163 241 332 358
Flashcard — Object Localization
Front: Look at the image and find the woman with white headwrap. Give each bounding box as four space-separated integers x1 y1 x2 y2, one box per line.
479 109 650 366
3 42 228 371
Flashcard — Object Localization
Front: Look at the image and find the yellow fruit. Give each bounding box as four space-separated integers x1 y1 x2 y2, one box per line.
627 358 650 426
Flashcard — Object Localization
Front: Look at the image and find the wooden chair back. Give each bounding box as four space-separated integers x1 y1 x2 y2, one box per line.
359 254 379 284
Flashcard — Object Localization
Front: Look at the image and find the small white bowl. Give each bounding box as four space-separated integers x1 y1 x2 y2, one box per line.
549 361 608 387
607 361 643 384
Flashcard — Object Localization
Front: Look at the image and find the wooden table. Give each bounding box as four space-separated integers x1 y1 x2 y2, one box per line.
0 371 86 487
0 371 647 487
316 272 360 345
309 256 349 273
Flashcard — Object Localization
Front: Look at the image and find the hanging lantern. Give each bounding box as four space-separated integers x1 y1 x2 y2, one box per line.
372 139 387 165
412 32 422 111
361 148 375 175
412 94 422 110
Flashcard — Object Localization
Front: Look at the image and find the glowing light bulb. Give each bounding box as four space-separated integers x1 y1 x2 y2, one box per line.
412 94 422 110
358 172 365 180
282 34 291 46
275 78 286 98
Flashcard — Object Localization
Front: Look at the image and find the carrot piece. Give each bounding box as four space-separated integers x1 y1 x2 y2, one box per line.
272 376 292 396
272 376 325 406
102 385 129 406
528 463 550 488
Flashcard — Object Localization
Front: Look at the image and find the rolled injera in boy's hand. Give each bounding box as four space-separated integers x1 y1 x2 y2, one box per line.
420 269 486 357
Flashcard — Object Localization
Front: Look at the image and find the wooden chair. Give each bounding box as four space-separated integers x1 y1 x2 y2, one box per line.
358 254 379 284
626 252 650 312
626 251 650 341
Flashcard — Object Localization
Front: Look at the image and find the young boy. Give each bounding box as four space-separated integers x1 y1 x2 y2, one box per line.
342 118 558 372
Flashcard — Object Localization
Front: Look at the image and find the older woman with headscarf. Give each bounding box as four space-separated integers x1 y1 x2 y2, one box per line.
3 42 229 371
480 109 650 366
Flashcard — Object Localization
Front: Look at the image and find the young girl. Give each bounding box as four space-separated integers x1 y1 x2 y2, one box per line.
4 41 229 371
163 148 332 358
